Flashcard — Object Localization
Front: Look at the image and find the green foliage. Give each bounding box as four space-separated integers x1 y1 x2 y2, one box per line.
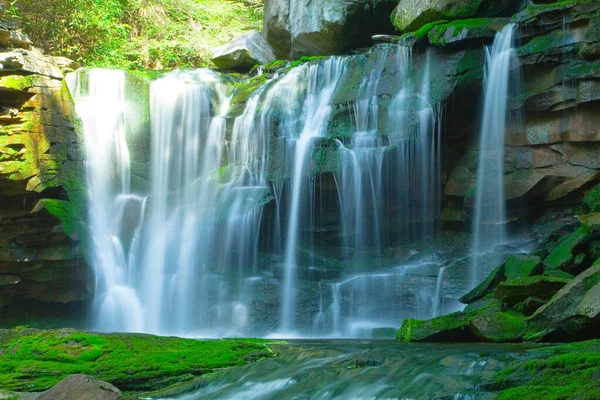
7 0 263 69
0 329 272 393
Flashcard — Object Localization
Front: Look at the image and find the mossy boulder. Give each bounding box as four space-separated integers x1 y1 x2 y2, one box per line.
494 276 571 306
0 328 272 393
427 18 509 47
391 0 518 32
528 263 600 341
459 264 506 304
398 299 525 343
543 225 590 272
504 255 543 281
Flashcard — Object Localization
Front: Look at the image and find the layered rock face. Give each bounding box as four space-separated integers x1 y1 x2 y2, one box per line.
0 19 90 326
440 1 600 228
263 0 397 58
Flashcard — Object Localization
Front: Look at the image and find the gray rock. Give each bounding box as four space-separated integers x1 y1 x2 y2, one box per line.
37 374 122 400
263 0 396 58
391 0 518 32
531 263 600 331
211 29 276 70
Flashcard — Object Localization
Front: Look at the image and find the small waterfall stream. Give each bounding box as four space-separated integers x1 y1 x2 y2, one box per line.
70 44 455 338
470 24 518 288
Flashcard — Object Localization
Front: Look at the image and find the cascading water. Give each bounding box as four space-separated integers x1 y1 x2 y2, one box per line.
71 43 448 338
470 24 517 288
67 70 144 333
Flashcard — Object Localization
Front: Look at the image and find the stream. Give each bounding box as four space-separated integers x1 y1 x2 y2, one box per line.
161 340 543 400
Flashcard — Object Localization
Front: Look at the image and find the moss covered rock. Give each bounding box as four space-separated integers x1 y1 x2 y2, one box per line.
543 225 590 272
528 263 600 341
504 254 543 281
391 0 518 32
494 276 571 306
459 264 506 304
398 299 526 343
427 18 509 47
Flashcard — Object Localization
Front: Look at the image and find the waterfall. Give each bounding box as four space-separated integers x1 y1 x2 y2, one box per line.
276 58 346 333
67 70 144 333
71 44 449 338
470 24 517 288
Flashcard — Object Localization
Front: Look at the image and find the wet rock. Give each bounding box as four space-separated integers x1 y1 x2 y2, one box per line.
37 374 122 400
504 255 543 281
398 299 526 343
211 30 276 71
494 276 570 306
528 262 600 341
514 296 546 316
428 18 510 47
543 226 590 273
459 264 505 304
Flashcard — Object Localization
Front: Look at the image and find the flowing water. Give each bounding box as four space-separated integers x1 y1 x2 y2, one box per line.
160 341 542 400
69 44 459 338
470 24 518 288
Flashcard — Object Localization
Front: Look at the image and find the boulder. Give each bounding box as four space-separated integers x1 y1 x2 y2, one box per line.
459 264 505 304
263 0 397 58
504 255 543 281
391 0 519 32
515 296 546 316
211 30 276 71
398 299 526 342
37 375 122 400
543 226 590 272
528 263 600 341
494 276 571 306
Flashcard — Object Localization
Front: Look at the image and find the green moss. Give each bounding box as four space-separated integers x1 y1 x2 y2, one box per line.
0 329 272 393
290 56 327 68
583 184 600 213
544 225 590 271
504 255 543 281
0 75 34 91
35 199 82 238
518 29 571 57
412 20 449 40
428 18 496 46
494 340 600 400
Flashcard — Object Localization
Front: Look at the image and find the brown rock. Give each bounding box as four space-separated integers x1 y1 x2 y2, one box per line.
37 375 122 400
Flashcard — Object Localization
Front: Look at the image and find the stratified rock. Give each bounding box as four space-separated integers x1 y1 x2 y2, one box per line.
263 0 397 58
211 30 276 70
494 276 571 306
391 0 518 32
0 40 89 323
37 375 122 400
528 263 600 341
52 56 81 74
